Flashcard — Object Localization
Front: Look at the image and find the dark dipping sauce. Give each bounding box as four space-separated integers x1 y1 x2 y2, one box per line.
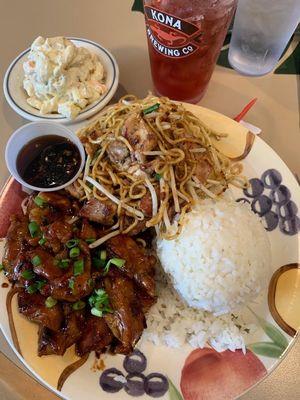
17 135 81 188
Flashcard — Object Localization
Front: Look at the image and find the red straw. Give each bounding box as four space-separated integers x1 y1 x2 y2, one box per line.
234 98 258 122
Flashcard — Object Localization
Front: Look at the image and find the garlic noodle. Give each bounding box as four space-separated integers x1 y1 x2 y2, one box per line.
76 94 248 241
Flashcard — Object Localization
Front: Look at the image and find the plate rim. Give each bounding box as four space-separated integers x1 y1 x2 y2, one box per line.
0 103 299 400
2 37 119 124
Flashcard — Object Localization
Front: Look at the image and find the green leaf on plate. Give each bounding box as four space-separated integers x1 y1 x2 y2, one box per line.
249 309 289 350
168 378 183 400
248 342 285 358
275 42 300 75
132 0 144 13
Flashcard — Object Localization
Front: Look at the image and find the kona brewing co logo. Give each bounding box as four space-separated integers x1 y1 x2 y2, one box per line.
144 6 202 58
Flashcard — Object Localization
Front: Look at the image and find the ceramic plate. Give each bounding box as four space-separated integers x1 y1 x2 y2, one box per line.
3 38 119 124
0 104 299 400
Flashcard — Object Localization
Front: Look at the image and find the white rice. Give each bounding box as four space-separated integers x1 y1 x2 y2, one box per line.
142 269 253 353
157 199 271 316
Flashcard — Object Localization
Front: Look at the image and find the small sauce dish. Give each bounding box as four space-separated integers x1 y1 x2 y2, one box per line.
5 121 85 192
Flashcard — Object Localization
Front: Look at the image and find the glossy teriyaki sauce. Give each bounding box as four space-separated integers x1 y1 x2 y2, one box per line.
17 135 81 188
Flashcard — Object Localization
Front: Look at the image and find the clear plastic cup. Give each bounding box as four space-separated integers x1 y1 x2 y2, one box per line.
228 0 300 76
144 0 237 103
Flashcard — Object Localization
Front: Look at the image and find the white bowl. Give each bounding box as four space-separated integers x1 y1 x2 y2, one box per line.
5 121 85 192
3 37 119 124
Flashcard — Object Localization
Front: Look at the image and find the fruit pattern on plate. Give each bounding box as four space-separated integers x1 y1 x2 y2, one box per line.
100 349 169 397
237 169 299 235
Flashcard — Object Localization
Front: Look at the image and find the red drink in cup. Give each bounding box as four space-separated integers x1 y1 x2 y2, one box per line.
144 0 237 103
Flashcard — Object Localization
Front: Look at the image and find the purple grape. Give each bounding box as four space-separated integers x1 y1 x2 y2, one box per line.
261 169 282 189
99 368 125 393
251 195 272 216
124 373 146 396
279 216 299 235
270 185 291 206
262 211 279 231
123 349 147 374
236 198 251 204
243 178 264 198
144 373 169 398
277 201 298 220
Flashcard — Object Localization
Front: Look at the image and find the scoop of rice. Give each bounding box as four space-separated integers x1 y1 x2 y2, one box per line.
157 199 271 316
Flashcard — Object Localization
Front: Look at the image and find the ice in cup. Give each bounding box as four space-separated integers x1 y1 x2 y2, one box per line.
228 0 300 76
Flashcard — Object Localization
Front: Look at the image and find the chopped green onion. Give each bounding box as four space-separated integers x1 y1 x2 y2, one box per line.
92 258 106 269
86 238 96 244
45 296 57 308
89 289 107 307
28 221 40 238
69 247 80 258
91 307 103 317
68 278 75 291
57 259 70 269
100 250 107 260
21 269 35 280
72 300 86 311
0 264 4 272
110 258 125 268
143 103 160 115
91 149 101 164
66 239 79 248
95 288 108 298
74 259 84 276
154 173 162 180
38 237 46 246
103 258 125 275
36 280 46 291
31 255 41 267
27 284 38 294
34 196 47 208
88 289 112 317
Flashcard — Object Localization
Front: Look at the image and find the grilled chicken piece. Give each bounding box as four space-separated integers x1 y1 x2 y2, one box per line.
50 241 93 302
193 155 213 184
106 235 156 297
106 139 130 166
50 272 93 302
11 254 33 284
26 195 52 225
2 215 29 280
28 205 52 226
38 326 65 356
122 218 147 236
42 220 73 253
27 192 71 225
79 219 97 241
27 248 64 280
65 181 84 200
122 113 157 162
76 316 113 357
79 198 117 226
137 288 156 313
38 306 85 356
38 192 71 211
104 271 145 354
79 135 97 158
139 187 160 218
18 289 63 331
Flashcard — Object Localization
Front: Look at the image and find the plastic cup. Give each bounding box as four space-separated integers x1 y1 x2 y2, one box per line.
228 0 300 76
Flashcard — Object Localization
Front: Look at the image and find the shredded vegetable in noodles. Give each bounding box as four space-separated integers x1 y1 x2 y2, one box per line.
76 94 247 241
